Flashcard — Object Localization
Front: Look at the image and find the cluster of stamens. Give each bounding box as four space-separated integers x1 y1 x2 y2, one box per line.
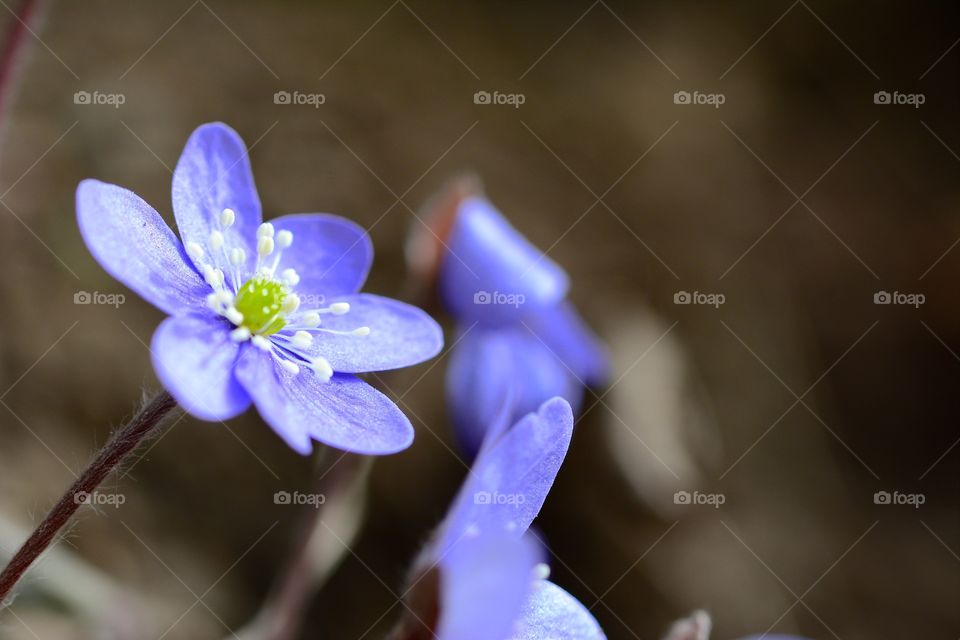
186 208 370 382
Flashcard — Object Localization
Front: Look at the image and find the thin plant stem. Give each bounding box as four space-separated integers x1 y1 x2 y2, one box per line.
0 390 177 604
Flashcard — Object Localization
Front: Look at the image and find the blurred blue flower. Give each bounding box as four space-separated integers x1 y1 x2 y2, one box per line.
404 397 605 640
440 196 608 455
77 122 442 455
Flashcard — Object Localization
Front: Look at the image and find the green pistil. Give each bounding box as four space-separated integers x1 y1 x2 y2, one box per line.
234 277 288 336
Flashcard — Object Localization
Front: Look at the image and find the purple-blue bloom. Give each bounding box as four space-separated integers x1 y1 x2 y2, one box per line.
408 397 605 640
439 196 608 455
76 122 443 455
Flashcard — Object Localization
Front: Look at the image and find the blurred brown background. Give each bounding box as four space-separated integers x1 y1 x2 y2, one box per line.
0 1 958 638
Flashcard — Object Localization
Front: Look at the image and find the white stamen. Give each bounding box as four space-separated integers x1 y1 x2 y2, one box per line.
533 563 551 581
230 247 246 266
300 312 321 327
257 236 275 257
230 327 251 342
281 268 300 287
203 265 225 288
225 307 244 325
292 330 313 349
311 356 333 382
352 326 371 337
276 229 293 248
257 222 275 238
329 302 350 315
186 241 204 261
282 294 301 314
251 335 272 351
209 230 224 250
280 359 300 375
220 208 236 228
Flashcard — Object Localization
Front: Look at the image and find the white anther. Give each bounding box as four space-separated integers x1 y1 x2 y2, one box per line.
282 294 301 314
280 359 301 375
220 208 236 228
329 302 350 315
185 241 204 261
281 268 300 286
311 356 333 382
256 222 275 238
225 307 244 325
230 327 251 342
300 312 321 327
257 236 275 257
206 290 233 311
291 330 313 349
251 335 272 351
276 229 293 248
352 326 371 337
209 230 224 250
230 247 246 266
203 265 225 287
533 563 551 581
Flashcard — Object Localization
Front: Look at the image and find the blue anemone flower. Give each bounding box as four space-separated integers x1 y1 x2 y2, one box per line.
76 122 442 455
402 397 605 640
440 196 608 455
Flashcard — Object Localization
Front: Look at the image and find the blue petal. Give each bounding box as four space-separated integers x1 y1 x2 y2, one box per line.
172 123 262 275
440 197 569 324
277 293 443 373
509 580 606 640
234 348 414 455
76 179 209 315
446 327 581 457
437 532 543 640
151 313 251 421
438 397 574 553
271 213 373 298
525 302 609 387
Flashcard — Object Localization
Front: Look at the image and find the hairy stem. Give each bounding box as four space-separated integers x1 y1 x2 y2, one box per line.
0 390 177 604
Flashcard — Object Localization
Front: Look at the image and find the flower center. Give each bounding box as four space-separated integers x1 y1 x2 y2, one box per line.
234 277 289 336
187 208 370 382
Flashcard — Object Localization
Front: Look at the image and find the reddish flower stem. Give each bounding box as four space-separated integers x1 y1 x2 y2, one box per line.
0 390 177 604
0 0 41 121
